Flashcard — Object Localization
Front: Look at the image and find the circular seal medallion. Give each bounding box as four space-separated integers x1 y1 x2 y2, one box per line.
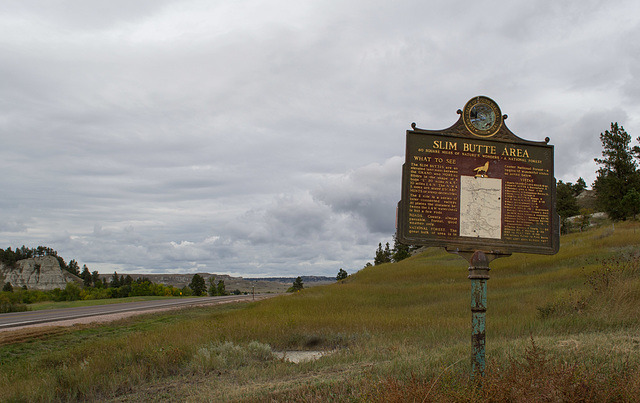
463 96 502 137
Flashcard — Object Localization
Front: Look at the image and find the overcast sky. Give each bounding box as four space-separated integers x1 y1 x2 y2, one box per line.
1 0 639 277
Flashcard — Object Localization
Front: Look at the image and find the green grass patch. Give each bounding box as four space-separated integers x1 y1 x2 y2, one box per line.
28 295 192 311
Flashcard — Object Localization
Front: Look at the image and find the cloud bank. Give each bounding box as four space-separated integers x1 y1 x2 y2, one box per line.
1 0 639 276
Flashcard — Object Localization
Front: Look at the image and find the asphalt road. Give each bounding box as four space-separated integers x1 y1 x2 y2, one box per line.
0 295 261 330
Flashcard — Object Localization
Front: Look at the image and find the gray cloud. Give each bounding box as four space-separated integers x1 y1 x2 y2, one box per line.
1 0 639 276
313 157 403 234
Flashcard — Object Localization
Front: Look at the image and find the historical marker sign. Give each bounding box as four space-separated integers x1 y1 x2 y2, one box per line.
397 96 559 255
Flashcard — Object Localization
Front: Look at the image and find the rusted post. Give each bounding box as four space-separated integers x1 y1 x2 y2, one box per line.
468 250 490 378
451 249 508 379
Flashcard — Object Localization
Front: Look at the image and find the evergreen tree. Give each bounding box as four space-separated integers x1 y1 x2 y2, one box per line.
336 268 348 281
374 242 392 265
1 247 17 268
91 271 101 288
572 177 587 195
67 259 80 276
2 282 13 292
124 275 134 286
17 246 33 259
35 246 45 257
208 277 218 296
189 274 207 296
633 135 640 160
374 243 384 265
391 234 411 262
216 280 226 296
80 265 92 287
593 122 640 220
110 272 120 288
622 188 640 219
556 180 581 233
288 276 304 292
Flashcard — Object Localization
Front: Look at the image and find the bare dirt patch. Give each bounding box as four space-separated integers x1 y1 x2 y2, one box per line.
274 350 333 363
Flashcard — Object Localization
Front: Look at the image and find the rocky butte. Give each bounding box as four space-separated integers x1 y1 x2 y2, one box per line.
0 256 81 290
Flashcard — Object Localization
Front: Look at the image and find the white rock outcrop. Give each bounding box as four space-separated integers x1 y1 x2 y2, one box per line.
0 256 81 290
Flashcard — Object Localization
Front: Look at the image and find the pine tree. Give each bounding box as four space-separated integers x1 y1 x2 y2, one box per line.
391 234 411 262
384 242 392 260
91 271 101 288
80 265 92 287
374 242 393 265
216 280 226 296
110 272 120 288
188 274 207 296
288 276 304 292
208 277 218 296
572 178 587 195
374 243 384 265
67 259 80 276
622 188 640 219
593 122 640 220
556 180 581 233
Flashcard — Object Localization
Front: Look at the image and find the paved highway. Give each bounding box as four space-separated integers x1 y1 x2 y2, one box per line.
0 295 263 330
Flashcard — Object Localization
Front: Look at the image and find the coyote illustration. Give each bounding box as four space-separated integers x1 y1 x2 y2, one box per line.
473 161 489 177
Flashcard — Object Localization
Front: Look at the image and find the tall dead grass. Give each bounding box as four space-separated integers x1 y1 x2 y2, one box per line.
363 337 640 403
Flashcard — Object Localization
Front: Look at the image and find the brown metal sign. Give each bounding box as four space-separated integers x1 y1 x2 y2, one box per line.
397 96 559 255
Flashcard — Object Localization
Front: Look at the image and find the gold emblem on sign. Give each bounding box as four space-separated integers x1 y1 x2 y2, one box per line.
463 96 502 138
473 161 489 177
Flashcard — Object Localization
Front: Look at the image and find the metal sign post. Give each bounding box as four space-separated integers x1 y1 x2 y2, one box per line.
453 249 509 377
397 96 559 378
470 258 488 378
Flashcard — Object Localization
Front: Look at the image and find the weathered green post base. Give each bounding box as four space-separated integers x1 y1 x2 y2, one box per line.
450 249 510 380
468 251 490 378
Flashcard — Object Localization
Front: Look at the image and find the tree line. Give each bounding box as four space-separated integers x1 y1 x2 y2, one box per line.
1 246 68 272
556 122 640 232
187 273 232 297
364 234 418 268
0 247 241 313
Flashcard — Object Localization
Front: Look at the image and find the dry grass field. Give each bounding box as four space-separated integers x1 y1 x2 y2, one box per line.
1 221 639 401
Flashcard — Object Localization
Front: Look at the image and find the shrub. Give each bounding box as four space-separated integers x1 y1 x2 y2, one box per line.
0 292 28 313
63 282 82 301
16 289 50 304
188 341 275 374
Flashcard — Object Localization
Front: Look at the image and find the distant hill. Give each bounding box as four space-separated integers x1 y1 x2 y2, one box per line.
244 276 335 284
98 273 335 294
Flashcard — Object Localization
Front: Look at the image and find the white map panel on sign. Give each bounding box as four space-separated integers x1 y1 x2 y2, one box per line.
459 176 502 239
